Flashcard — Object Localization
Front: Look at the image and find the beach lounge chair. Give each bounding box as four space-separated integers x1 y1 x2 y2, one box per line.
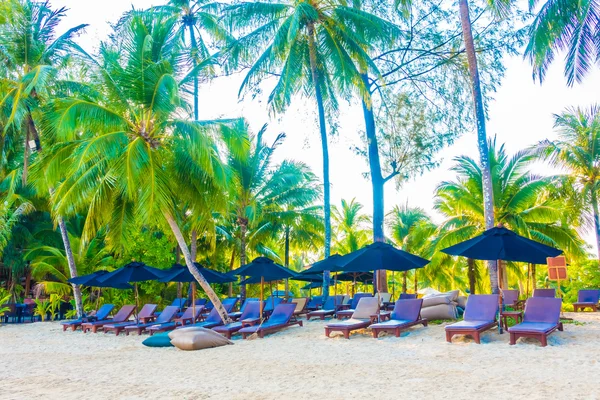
445 294 499 344
147 306 205 335
181 302 235 330
377 292 392 305
342 295 351 305
399 293 417 300
336 293 373 319
229 298 259 320
263 296 284 314
572 289 600 312
324 297 380 339
502 289 523 310
213 301 262 339
82 305 136 333
370 299 428 338
239 303 302 339
533 288 556 298
123 306 179 336
306 295 345 320
222 297 239 310
193 298 207 306
508 297 563 347
291 298 309 319
306 296 323 311
61 304 114 332
102 304 158 335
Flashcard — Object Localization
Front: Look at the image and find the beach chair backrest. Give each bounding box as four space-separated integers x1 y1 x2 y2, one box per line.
464 295 499 322
307 297 323 309
138 304 158 319
95 304 115 320
350 293 373 309
240 298 259 313
399 293 417 300
292 298 308 312
194 298 207 306
241 301 262 320
269 303 296 324
523 297 562 324
578 289 600 303
378 293 392 304
264 297 283 312
171 298 187 309
502 289 519 305
533 288 556 298
222 297 238 309
351 297 380 319
113 305 136 322
391 299 423 322
156 306 179 323
205 300 214 310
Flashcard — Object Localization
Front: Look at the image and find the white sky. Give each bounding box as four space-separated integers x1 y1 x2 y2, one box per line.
53 0 600 245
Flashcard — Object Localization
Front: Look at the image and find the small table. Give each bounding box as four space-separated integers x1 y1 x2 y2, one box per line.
500 310 523 331
370 311 391 323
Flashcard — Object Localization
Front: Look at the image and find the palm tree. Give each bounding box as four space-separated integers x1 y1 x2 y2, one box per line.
387 204 436 292
525 0 600 85
223 0 397 294
332 199 372 255
534 105 600 261
35 10 236 323
453 0 512 292
224 121 320 298
435 138 586 290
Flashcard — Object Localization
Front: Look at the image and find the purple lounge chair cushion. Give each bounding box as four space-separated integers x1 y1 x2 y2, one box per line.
502 289 519 306
326 318 371 329
445 320 494 331
508 321 557 333
522 297 562 324
533 289 556 298
391 299 423 322
463 294 499 322
578 290 600 304
370 319 412 329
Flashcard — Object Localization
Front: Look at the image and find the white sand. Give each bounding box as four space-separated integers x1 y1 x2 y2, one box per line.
1 313 599 399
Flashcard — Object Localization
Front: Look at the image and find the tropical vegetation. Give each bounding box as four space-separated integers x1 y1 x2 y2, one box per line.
0 0 599 320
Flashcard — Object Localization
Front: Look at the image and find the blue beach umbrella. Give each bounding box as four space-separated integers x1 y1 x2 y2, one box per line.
68 270 133 289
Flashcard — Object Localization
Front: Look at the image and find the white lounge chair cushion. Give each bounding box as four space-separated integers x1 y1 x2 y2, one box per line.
352 297 380 319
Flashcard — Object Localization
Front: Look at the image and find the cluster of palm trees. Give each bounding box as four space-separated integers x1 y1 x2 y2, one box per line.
1 0 599 318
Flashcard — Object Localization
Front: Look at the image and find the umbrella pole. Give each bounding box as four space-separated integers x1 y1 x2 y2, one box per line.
270 281 274 310
134 282 139 324
192 282 196 323
392 272 395 301
497 259 503 334
260 277 264 321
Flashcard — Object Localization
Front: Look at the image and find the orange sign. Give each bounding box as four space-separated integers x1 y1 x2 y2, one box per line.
547 256 567 281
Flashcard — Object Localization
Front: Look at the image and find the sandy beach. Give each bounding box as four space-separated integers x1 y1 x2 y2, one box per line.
1 313 599 400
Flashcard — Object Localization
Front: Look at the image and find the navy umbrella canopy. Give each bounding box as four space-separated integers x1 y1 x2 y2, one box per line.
231 257 297 280
339 242 430 273
302 254 346 274
440 226 563 264
159 263 236 284
292 273 323 283
68 270 132 289
97 261 166 287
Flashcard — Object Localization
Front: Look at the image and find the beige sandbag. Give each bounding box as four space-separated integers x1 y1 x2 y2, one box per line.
420 303 458 320
170 329 233 351
168 326 208 340
444 290 460 302
457 296 467 308
422 295 450 308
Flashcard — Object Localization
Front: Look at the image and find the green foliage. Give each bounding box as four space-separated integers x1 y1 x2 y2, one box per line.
0 294 11 317
332 199 371 255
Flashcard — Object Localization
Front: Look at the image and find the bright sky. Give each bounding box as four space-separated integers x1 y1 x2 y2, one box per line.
54 0 600 245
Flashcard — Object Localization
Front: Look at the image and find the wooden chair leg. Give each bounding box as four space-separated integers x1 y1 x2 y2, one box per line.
445 331 452 343
372 329 379 338
540 335 547 347
509 332 516 345
343 330 350 339
473 332 481 344
325 328 331 337
395 328 400 337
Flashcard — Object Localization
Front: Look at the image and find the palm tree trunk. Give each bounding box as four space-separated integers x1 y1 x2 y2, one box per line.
165 212 231 324
189 27 200 121
467 258 476 294
22 129 30 185
308 22 330 298
413 270 418 293
191 229 197 261
240 220 248 302
175 246 182 299
228 249 236 297
402 271 407 293
361 83 387 293
57 217 83 318
591 189 600 263
458 0 498 293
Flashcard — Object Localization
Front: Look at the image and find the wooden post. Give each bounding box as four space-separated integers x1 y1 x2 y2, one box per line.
260 277 264 321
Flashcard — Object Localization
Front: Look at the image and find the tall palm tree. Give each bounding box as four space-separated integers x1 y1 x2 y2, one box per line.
223 0 397 294
435 138 586 289
453 0 511 292
535 105 600 261
525 0 600 85
332 198 372 255
0 0 88 316
35 10 236 323
224 121 321 298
